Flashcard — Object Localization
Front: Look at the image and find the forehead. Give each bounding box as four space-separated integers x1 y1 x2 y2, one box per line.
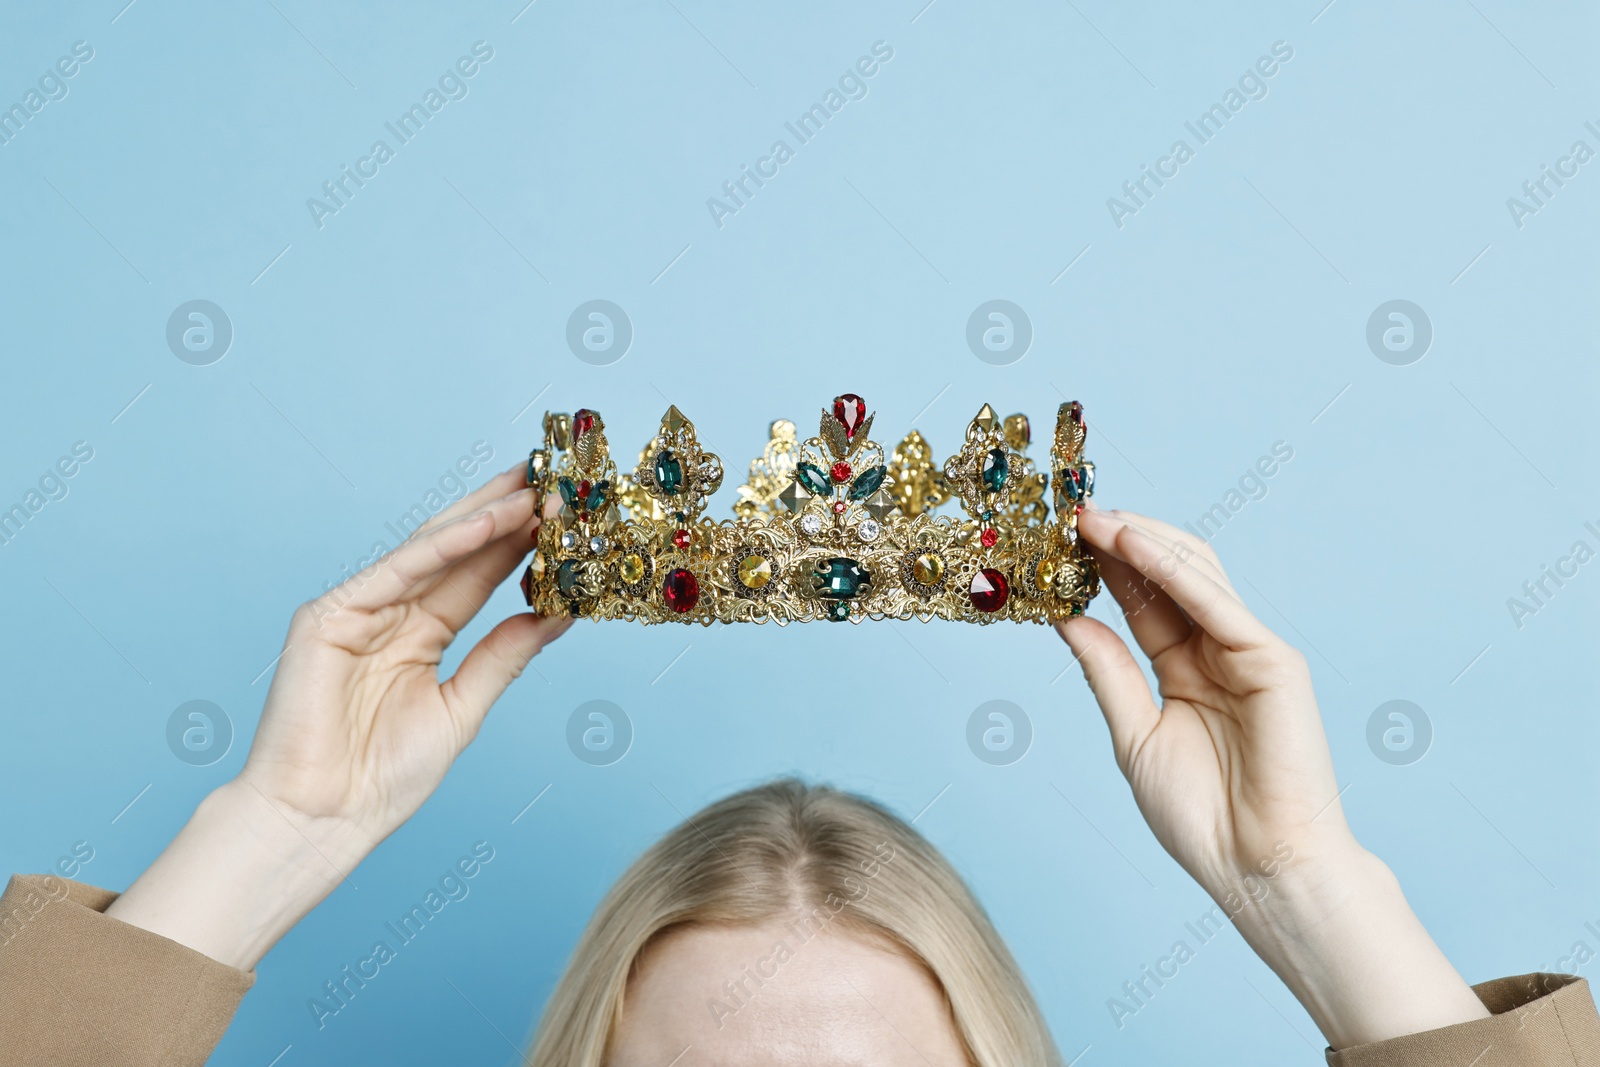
606 922 971 1067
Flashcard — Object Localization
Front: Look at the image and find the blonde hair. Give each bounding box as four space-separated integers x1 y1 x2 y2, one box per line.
525 777 1061 1067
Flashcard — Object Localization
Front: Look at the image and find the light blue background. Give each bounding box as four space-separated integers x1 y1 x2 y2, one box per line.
2 1 1596 1063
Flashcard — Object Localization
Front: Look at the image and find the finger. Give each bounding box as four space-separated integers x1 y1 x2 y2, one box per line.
1100 521 1275 651
1084 506 1237 595
419 494 544 630
418 490 571 629
329 489 535 613
415 461 530 537
1055 616 1161 775
540 489 563 522
441 613 575 733
1092 547 1192 662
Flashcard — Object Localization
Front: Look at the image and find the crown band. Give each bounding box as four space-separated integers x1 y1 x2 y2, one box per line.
518 394 1100 624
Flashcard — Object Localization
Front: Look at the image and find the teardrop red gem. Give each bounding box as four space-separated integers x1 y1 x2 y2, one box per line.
573 409 596 439
833 394 867 439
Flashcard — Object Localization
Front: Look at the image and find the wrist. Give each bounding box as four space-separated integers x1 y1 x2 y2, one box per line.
105 778 373 970
1227 838 1488 1050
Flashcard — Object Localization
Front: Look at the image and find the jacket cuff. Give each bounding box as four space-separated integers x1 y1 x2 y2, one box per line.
0 873 254 1067
1327 973 1600 1066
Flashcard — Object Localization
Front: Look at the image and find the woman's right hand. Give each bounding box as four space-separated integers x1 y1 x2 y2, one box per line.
237 462 568 855
106 463 572 969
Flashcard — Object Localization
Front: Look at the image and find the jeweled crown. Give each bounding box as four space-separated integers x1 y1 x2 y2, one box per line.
518 394 1100 624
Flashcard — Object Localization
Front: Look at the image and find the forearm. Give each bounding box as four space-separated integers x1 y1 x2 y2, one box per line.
106 779 371 971
1233 841 1489 1050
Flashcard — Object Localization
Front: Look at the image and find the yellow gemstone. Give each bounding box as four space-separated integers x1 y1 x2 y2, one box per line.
619 553 646 583
913 552 944 586
738 554 772 589
1035 557 1056 589
530 549 546 578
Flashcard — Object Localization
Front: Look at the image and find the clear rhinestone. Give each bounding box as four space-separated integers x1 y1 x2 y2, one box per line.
858 519 880 542
560 531 577 549
800 512 823 536
589 535 608 554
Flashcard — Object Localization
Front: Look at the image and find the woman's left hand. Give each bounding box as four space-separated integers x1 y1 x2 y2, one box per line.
1057 504 1488 1050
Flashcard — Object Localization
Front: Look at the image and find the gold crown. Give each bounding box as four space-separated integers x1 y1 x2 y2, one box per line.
518 394 1100 624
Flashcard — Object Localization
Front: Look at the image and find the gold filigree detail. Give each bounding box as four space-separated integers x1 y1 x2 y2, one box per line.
887 429 950 517
733 420 799 519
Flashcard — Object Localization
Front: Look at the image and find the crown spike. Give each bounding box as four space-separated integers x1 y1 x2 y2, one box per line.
971 403 1000 435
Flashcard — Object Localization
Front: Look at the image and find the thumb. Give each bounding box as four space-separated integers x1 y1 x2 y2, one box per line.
443 613 574 731
1054 615 1161 776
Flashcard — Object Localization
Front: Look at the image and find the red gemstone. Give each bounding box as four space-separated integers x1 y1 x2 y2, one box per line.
833 394 868 438
578 478 591 498
980 527 998 547
672 528 691 549
519 564 536 605
830 460 852 483
573 409 596 439
663 568 699 613
970 568 1009 613
1066 400 1084 427
832 500 847 514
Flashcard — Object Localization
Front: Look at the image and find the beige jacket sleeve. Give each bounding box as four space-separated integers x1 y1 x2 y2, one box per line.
1328 972 1600 1066
0 874 252 1066
2 874 1597 1067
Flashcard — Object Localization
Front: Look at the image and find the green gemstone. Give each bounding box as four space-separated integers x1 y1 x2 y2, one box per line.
848 464 886 501
556 559 582 596
558 476 578 506
796 462 831 496
980 448 1008 491
654 450 684 496
827 601 851 622
584 478 609 511
981 509 995 522
814 557 870 600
